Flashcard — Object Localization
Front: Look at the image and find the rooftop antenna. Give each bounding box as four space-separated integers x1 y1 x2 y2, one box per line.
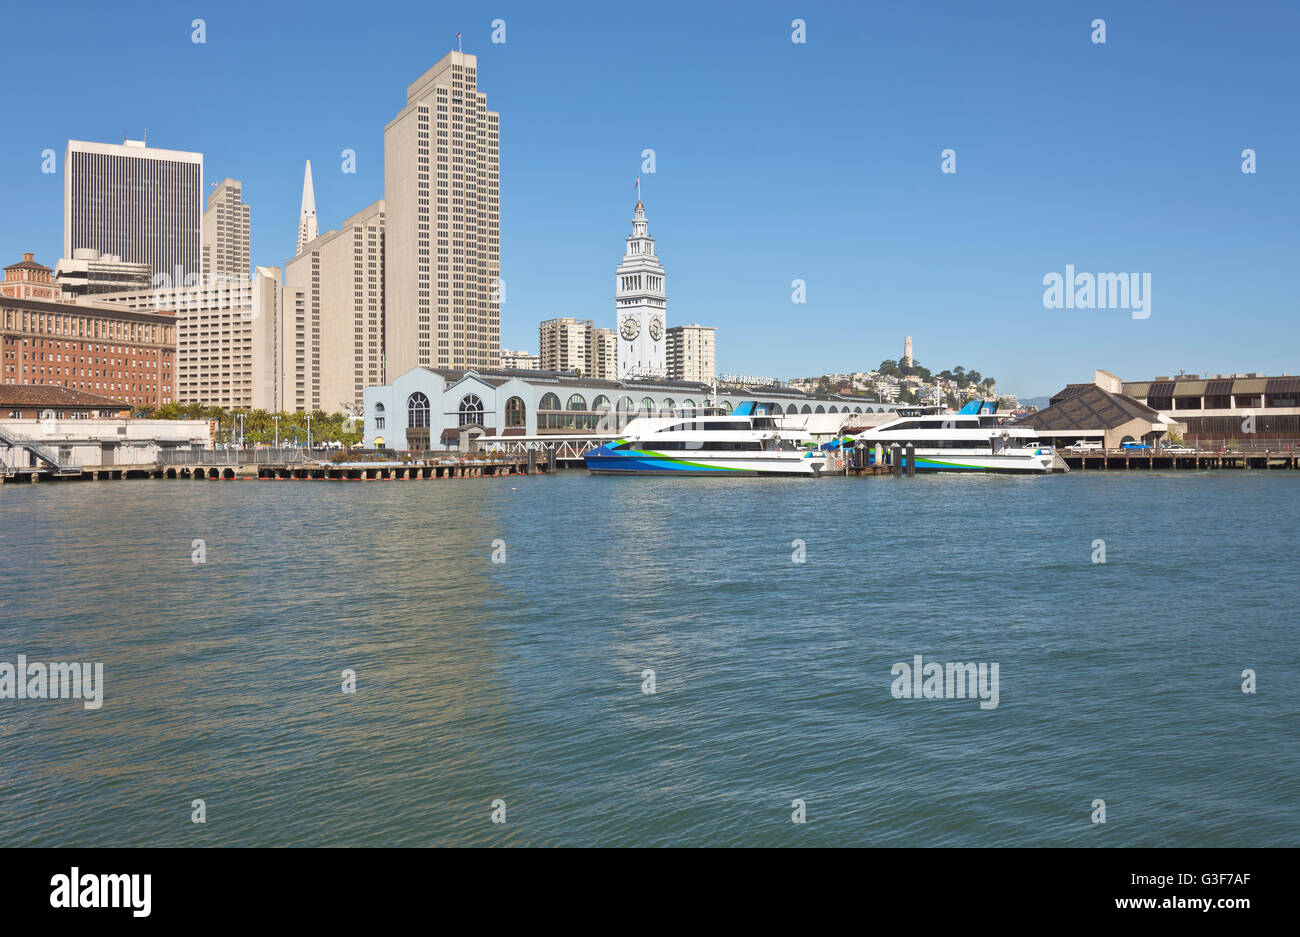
456 31 462 54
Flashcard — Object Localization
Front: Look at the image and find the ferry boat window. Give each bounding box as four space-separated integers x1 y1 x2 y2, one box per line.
505 396 526 427
539 392 561 411
407 392 431 428
566 393 586 411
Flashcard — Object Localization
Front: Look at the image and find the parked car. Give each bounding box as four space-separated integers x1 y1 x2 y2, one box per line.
1121 441 1151 451
1163 444 1195 452
1065 441 1102 451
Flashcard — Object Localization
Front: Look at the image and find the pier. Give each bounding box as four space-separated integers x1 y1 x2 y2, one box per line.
0 448 551 484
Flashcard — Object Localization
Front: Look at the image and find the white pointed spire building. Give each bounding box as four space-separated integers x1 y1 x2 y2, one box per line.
615 199 667 379
296 160 318 254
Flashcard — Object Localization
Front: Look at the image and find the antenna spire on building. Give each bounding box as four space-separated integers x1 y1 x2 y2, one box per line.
297 160 318 255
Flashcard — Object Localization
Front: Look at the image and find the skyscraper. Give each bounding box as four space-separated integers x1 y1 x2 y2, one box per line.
296 161 318 256
65 139 203 284
614 200 667 379
666 324 715 383
202 178 251 280
285 200 386 413
384 50 500 376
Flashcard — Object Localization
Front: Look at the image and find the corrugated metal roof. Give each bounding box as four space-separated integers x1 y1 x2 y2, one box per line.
1123 382 1152 397
1232 378 1268 394
1173 381 1206 396
1265 377 1300 393
1204 380 1233 396
1146 381 1175 398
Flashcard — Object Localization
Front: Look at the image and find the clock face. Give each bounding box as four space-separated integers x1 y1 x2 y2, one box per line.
620 316 640 340
649 317 663 341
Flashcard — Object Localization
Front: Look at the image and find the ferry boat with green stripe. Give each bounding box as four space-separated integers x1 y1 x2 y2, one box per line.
583 402 827 476
853 401 1054 473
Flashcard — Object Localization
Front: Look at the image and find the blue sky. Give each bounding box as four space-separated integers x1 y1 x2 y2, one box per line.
3 0 1296 397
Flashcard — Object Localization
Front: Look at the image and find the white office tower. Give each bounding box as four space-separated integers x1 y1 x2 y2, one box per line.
614 200 667 379
296 161 319 256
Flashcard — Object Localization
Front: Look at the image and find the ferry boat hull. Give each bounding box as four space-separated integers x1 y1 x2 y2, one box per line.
898 451 1054 473
584 443 825 477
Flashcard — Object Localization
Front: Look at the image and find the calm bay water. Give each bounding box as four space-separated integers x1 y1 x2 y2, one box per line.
1 471 1296 847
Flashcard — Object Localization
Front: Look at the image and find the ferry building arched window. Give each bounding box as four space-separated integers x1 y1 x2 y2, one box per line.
505 396 526 427
458 394 484 426
681 398 696 411
815 405 825 414
829 406 838 414
539 392 561 411
374 401 386 429
801 404 812 414
770 403 783 415
661 397 675 412
407 392 431 428
592 395 611 411
640 396 656 414
566 393 586 411
721 401 733 414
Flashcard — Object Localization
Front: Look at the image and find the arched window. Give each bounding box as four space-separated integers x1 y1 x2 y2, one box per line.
566 393 587 411
800 405 812 414
640 396 655 414
616 396 636 414
828 406 838 414
458 394 484 426
375 402 385 414
815 405 825 414
592 395 611 411
854 406 862 414
681 398 696 410
505 396 526 427
661 397 675 412
407 392 431 427
721 400 733 414
539 392 561 411
771 403 784 415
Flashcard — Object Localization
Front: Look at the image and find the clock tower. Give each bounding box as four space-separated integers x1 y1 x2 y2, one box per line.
614 199 667 379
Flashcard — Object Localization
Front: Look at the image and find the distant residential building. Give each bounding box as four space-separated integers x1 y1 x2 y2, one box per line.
539 317 592 373
666 324 715 383
54 249 151 298
1 293 176 407
590 327 617 381
500 349 541 370
65 139 202 282
95 270 282 409
385 50 501 375
2 253 63 301
614 199 667 378
202 179 251 279
286 200 386 413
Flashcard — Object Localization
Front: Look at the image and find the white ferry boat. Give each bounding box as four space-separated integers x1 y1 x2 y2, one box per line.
854 402 1055 473
583 402 828 476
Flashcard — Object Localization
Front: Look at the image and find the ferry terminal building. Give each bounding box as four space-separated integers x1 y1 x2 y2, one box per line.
364 367 899 450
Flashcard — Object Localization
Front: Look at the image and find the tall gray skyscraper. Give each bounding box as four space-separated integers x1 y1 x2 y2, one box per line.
202 178 250 280
64 139 203 284
384 50 500 375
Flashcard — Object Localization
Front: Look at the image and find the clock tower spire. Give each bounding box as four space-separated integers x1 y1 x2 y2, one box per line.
615 197 667 379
